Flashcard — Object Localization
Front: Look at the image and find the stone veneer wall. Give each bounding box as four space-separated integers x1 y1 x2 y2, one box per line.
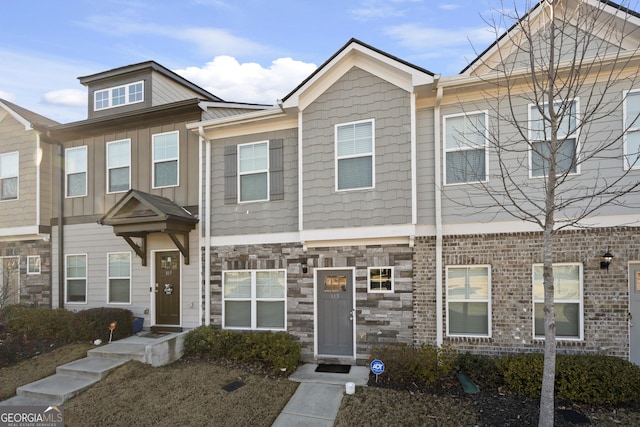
208 242 413 364
0 239 51 307
414 227 639 359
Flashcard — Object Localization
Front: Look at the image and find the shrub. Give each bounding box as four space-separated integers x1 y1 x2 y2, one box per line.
456 352 504 390
74 308 134 343
1 305 77 343
496 352 544 397
369 342 457 386
184 326 301 375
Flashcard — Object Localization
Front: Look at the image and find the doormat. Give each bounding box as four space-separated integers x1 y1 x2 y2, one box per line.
140 332 170 339
223 380 245 392
315 364 351 374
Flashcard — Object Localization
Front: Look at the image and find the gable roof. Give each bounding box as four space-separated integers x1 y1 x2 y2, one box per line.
281 38 434 109
78 60 224 102
461 0 640 75
0 98 59 129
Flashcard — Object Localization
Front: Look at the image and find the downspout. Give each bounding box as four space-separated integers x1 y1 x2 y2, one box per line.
434 78 444 346
198 126 212 326
411 92 417 228
297 111 304 238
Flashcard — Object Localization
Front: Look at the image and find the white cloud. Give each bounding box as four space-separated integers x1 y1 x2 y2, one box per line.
350 0 423 21
384 23 498 50
41 89 86 107
0 90 15 101
175 56 317 104
439 4 461 10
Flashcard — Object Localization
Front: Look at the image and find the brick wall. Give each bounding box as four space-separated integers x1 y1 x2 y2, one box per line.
0 239 51 307
208 242 414 363
414 227 638 358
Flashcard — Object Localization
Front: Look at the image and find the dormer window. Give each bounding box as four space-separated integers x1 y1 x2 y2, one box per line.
94 81 144 111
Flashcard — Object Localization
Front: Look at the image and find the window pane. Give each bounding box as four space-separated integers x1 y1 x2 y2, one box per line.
67 255 86 278
95 90 109 109
240 172 268 201
445 114 485 150
337 156 372 189
534 303 579 337
109 167 129 192
0 152 18 177
109 253 130 277
447 267 488 299
239 142 267 173
337 122 373 156
109 279 130 303
446 149 485 184
369 268 392 291
257 301 285 328
224 272 251 298
531 101 576 140
153 133 178 160
155 161 178 187
533 264 580 301
66 147 87 174
129 82 143 103
532 139 576 177
225 301 251 327
1 177 17 200
107 141 129 168
112 87 126 106
67 173 86 197
67 279 86 302
625 131 640 169
256 271 285 298
449 302 488 335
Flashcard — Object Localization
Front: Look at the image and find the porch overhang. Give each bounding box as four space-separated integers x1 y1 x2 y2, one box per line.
98 189 198 266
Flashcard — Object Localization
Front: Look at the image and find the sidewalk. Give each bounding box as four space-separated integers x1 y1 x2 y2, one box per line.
272 364 369 427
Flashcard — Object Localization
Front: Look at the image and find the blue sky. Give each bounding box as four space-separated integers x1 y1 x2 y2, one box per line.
0 0 536 123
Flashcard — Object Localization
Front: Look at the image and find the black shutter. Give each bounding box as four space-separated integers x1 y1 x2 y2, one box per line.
224 145 237 204
269 139 284 201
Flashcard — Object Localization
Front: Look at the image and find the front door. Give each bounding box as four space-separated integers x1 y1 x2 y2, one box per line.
155 251 181 327
630 264 640 365
316 269 354 357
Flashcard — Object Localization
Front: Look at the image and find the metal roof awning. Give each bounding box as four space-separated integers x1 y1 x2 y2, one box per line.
98 189 198 266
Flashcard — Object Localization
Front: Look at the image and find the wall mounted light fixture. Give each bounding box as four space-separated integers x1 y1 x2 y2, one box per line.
301 258 308 274
600 249 614 270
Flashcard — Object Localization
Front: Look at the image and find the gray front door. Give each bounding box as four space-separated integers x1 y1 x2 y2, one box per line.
317 269 354 357
630 264 640 365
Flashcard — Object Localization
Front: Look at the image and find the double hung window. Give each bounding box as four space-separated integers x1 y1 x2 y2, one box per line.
0 152 18 200
444 112 488 184
446 266 491 337
153 131 179 188
223 270 286 330
107 139 130 193
238 141 268 202
533 263 583 340
66 254 87 303
529 100 579 177
66 146 87 197
108 253 131 304
624 90 640 169
336 120 374 190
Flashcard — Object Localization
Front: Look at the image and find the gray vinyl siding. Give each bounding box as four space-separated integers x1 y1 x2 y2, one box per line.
301 67 413 230
416 107 436 225
209 128 298 236
51 223 201 328
60 120 200 219
202 107 269 121
0 116 38 228
439 79 639 226
151 72 204 107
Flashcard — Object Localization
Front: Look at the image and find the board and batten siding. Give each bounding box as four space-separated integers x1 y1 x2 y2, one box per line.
301 66 413 231
60 121 200 218
51 222 201 328
209 127 298 237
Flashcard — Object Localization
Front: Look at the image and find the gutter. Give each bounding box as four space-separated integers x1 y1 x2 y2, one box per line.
433 77 444 346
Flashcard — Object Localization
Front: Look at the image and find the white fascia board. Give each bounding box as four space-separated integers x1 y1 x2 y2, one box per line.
0 100 32 130
0 226 48 241
186 106 286 130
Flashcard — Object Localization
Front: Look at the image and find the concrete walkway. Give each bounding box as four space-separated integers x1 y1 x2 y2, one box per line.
272 364 370 427
0 332 186 406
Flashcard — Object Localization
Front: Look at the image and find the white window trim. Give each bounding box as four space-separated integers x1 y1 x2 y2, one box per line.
65 146 87 198
65 253 88 305
335 118 376 192
0 151 19 202
445 265 492 338
368 266 394 293
443 110 489 185
152 131 180 189
27 256 41 275
623 89 640 170
94 80 144 111
237 141 270 203
107 252 132 305
532 262 584 341
106 139 131 194
528 99 581 178
222 269 287 331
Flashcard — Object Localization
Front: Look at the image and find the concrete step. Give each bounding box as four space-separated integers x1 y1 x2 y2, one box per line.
56 357 127 380
0 395 52 406
16 374 98 405
87 342 146 362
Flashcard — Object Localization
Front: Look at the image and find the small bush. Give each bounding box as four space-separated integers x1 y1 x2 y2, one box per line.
369 342 457 387
496 352 544 397
1 305 77 343
184 326 301 375
74 308 134 343
456 352 504 390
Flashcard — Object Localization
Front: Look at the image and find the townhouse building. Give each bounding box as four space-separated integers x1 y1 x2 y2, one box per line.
190 0 640 365
0 99 57 307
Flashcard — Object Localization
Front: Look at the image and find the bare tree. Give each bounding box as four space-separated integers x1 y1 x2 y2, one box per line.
0 257 21 308
449 0 640 425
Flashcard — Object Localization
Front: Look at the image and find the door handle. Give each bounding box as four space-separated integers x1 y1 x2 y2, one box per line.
349 310 355 321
